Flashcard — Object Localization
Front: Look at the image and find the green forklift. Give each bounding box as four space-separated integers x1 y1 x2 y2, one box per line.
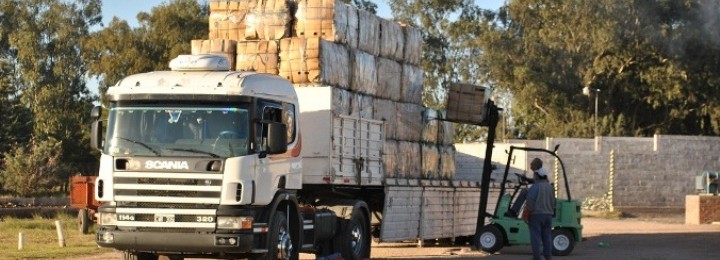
476 145 583 256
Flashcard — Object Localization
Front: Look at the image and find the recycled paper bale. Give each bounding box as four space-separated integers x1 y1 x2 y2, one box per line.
383 139 399 178
396 102 423 142
401 64 423 104
398 141 421 178
422 108 439 144
190 39 237 70
350 50 377 95
375 58 402 101
402 23 422 65
295 0 359 49
439 145 457 179
357 9 380 56
422 144 440 179
279 37 350 88
379 19 405 61
372 98 397 140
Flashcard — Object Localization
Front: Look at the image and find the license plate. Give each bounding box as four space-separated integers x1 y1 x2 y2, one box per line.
154 214 175 222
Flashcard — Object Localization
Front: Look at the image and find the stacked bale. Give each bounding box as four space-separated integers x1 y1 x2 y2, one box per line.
198 0 456 180
191 39 238 70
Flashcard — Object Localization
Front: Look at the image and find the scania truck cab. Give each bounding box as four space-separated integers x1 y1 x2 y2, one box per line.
90 55 352 260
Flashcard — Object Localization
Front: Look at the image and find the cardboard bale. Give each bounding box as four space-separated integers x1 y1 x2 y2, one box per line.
357 9 380 56
209 4 256 41
190 39 237 70
375 58 402 101
373 98 397 140
396 102 423 142
247 0 294 40
439 145 456 179
401 64 423 104
296 0 359 49
422 144 440 179
437 110 455 145
446 83 490 125
379 19 405 61
350 50 377 95
236 40 280 74
279 37 350 88
398 141 421 178
402 24 422 65
422 109 439 144
383 139 398 178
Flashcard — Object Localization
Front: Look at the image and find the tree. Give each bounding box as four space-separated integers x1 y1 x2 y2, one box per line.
84 0 209 102
0 0 101 193
1 138 65 196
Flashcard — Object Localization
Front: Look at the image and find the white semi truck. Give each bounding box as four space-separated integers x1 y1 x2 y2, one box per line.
90 55 497 260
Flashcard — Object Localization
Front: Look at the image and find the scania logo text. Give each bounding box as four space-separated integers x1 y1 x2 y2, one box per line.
145 160 190 170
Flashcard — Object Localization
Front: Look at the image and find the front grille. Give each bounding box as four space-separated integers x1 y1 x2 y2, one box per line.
118 202 218 209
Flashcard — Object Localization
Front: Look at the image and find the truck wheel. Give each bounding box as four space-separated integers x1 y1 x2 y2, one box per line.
78 209 90 234
122 251 158 260
552 228 575 256
476 225 504 254
334 210 370 260
267 212 297 260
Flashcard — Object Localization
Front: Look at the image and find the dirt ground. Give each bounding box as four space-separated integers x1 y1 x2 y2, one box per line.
76 215 720 260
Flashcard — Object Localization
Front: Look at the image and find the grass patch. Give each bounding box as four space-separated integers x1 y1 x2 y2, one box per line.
0 212 111 259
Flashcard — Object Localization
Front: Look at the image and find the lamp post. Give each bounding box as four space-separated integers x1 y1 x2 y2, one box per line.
583 86 600 137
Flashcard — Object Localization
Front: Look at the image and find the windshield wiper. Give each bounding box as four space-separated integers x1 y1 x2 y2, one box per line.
115 137 161 156
166 148 220 158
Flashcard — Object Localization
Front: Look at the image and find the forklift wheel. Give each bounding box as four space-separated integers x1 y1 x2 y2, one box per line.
476 225 504 253
552 228 575 256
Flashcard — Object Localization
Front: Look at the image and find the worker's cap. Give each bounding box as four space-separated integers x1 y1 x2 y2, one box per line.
535 167 548 177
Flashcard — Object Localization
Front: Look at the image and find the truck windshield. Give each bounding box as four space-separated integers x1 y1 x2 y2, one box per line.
104 104 250 158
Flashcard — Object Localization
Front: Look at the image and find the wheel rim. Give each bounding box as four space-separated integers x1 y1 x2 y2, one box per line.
553 234 570 251
351 224 363 255
479 232 497 249
276 225 293 260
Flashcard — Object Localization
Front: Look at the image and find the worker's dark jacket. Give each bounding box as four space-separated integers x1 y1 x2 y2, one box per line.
527 178 555 215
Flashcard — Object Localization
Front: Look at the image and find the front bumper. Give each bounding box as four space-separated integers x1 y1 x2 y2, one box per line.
96 229 257 254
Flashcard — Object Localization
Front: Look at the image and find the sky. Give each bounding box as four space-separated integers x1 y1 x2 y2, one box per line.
102 0 506 27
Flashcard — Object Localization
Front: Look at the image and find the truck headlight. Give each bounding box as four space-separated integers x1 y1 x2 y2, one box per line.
99 212 117 226
217 216 253 229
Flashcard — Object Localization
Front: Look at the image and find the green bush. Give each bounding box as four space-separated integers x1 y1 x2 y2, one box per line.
0 138 66 196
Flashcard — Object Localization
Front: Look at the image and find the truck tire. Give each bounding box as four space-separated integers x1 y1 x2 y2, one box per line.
552 228 575 256
333 210 370 260
476 224 504 254
78 209 90 234
266 212 298 260
122 251 158 260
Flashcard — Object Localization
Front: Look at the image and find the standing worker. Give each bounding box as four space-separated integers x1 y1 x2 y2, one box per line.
525 158 555 260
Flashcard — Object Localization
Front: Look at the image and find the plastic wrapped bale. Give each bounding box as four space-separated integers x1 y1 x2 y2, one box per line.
376 58 402 101
350 50 377 95
244 0 294 40
330 87 352 116
190 39 237 70
422 108 439 144
398 141 421 178
279 37 350 89
236 40 279 74
396 102 423 142
372 98 397 140
296 0 359 49
402 23 422 66
349 93 374 119
383 139 399 178
422 144 440 179
439 145 457 180
357 9 380 56
401 64 423 104
437 110 455 145
379 19 405 61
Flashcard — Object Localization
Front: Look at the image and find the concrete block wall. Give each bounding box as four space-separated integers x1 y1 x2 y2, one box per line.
456 135 720 211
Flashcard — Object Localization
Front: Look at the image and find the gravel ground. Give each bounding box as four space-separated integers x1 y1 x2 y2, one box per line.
74 215 720 260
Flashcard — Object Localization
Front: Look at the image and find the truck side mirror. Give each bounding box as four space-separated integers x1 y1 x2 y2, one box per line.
266 122 287 155
90 106 103 150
